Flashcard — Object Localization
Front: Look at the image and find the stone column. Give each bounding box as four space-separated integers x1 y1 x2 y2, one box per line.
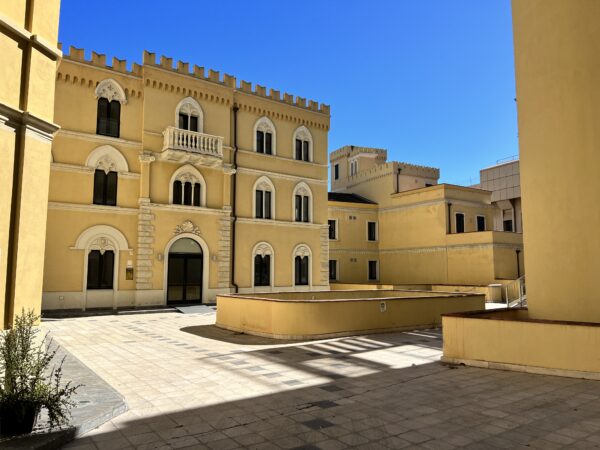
136 154 155 298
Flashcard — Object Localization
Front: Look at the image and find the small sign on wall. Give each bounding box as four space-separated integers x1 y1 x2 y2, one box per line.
380 301 387 313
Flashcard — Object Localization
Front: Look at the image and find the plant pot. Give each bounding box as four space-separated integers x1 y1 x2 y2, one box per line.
0 401 40 436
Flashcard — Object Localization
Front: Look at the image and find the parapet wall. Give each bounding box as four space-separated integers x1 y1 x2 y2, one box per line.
58 45 330 115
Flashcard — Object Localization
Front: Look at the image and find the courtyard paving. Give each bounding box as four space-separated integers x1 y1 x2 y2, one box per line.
43 309 600 449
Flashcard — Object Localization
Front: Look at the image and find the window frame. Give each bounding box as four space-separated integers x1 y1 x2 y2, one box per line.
476 215 486 232
253 117 277 155
292 126 313 162
329 259 338 281
328 219 338 240
367 221 378 242
93 169 118 206
368 260 379 282
86 249 115 290
455 212 465 234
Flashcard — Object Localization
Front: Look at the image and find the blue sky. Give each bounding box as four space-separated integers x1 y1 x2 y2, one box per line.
58 0 517 185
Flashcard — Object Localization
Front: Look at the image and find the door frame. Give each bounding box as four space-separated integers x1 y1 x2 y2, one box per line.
163 233 209 304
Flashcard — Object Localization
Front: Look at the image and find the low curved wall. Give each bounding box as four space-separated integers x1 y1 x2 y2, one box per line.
216 290 485 340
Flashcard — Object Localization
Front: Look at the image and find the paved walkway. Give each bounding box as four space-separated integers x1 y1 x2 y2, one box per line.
43 311 600 449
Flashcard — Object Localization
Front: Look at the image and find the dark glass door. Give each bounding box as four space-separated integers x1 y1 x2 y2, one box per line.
167 253 202 303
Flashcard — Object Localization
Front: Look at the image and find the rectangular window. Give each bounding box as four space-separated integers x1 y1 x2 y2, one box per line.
368 260 378 281
87 250 114 289
173 180 182 204
97 98 120 138
328 219 337 239
455 213 465 233
193 183 201 207
334 164 339 180
476 215 486 232
256 131 265 153
265 132 272 155
255 190 264 219
302 196 309 222
302 141 309 161
189 115 198 132
295 256 309 285
295 139 302 160
367 221 377 241
503 219 513 232
179 113 189 130
183 182 192 206
254 255 270 286
295 195 302 222
93 170 118 206
264 191 272 219
329 260 338 281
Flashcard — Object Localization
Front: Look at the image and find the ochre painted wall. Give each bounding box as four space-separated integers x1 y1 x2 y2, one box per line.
513 0 600 321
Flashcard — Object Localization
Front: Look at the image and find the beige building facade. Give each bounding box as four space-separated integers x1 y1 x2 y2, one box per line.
43 47 330 310
1 0 62 327
328 146 524 286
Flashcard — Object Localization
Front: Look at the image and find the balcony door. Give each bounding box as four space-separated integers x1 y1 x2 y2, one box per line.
167 238 203 304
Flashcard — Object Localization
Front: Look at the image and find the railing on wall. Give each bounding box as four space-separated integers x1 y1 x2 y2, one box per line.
162 126 223 158
505 276 526 307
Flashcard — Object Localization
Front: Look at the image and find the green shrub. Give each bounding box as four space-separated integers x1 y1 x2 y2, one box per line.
0 310 80 430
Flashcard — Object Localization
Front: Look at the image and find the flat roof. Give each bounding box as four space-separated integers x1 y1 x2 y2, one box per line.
328 192 377 204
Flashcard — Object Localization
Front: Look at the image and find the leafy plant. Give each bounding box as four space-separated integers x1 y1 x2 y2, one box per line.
0 309 80 431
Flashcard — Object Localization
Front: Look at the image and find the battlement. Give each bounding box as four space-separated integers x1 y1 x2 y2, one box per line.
330 145 387 162
58 44 330 115
397 161 440 178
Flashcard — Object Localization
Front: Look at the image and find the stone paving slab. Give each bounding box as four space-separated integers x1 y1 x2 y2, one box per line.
41 312 600 449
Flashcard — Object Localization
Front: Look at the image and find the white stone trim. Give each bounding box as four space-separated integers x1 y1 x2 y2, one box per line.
292 243 312 287
175 97 204 132
292 125 313 162
51 162 140 179
168 164 207 206
147 202 225 216
72 225 131 311
56 128 142 147
292 181 313 223
85 145 130 173
48 202 138 215
236 149 328 169
252 241 275 289
163 233 210 304
252 176 276 219
236 166 327 185
253 116 277 155
236 217 326 230
95 78 127 104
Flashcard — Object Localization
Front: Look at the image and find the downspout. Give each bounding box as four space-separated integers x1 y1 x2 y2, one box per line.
230 105 239 293
447 202 452 234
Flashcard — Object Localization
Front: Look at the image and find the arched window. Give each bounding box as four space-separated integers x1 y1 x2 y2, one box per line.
74 225 130 293
170 165 206 207
254 117 276 155
95 79 126 138
293 182 312 223
86 146 128 207
293 244 311 286
253 176 275 219
253 242 274 287
175 97 203 133
293 126 313 162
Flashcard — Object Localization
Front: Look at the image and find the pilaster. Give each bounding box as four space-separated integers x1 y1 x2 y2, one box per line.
319 225 330 286
218 207 232 288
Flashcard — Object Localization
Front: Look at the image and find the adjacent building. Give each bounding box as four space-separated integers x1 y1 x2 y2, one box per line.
43 47 330 310
1 0 62 327
328 146 524 286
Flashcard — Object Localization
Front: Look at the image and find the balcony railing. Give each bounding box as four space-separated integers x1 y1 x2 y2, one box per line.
162 126 223 158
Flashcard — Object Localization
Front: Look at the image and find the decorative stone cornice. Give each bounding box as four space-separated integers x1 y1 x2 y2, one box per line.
174 220 200 236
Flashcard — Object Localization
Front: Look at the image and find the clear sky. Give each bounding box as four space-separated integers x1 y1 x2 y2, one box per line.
58 0 517 186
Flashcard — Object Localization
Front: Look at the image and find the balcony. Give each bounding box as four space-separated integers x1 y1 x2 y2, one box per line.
161 126 223 165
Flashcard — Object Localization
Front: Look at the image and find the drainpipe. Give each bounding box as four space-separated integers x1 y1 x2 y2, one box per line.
516 249 521 278
447 202 452 234
230 106 239 293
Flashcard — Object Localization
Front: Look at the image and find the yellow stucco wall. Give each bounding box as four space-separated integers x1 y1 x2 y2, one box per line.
0 0 61 327
513 0 600 322
43 46 331 310
217 292 485 339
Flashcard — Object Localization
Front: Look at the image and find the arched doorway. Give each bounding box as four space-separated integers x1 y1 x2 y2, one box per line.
167 238 203 304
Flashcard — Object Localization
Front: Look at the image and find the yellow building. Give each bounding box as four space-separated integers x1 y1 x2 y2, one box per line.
43 47 331 310
328 146 524 286
0 0 62 327
442 0 600 378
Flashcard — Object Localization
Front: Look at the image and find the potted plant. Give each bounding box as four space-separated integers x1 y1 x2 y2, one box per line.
0 310 79 436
